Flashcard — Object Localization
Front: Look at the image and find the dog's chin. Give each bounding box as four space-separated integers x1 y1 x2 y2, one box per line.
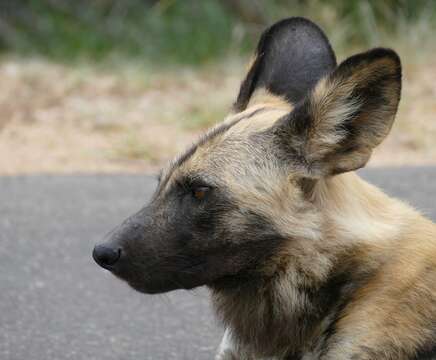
128 281 177 294
118 273 206 295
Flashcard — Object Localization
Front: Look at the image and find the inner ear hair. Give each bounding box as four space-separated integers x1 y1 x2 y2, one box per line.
278 47 402 177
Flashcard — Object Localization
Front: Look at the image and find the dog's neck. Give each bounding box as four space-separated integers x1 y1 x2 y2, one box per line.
210 172 421 358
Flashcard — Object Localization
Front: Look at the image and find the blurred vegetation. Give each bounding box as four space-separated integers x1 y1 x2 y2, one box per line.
0 0 436 65
1 1 435 172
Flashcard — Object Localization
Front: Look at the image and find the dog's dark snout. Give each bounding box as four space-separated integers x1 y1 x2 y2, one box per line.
93 244 121 269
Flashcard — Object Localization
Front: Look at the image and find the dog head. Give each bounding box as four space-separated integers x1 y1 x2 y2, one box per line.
93 17 401 294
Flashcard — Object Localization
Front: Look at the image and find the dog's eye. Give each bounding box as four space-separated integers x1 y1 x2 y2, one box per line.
192 186 209 200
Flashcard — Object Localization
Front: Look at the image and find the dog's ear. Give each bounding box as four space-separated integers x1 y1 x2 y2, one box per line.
274 48 402 177
234 17 336 111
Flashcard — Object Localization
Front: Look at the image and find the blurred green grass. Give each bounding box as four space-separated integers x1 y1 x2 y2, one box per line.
1 0 436 66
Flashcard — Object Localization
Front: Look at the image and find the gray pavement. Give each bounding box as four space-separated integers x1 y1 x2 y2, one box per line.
0 168 435 360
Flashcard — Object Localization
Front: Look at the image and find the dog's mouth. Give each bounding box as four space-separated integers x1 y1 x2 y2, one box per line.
109 258 210 294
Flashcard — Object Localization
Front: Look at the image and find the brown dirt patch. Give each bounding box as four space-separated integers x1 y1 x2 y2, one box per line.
0 56 435 175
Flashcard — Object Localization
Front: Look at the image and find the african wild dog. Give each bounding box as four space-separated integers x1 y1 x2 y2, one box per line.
93 17 436 359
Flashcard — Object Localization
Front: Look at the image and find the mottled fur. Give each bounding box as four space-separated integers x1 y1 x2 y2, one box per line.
213 172 436 359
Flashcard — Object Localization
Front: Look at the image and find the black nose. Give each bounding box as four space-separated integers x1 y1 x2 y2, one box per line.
93 244 121 269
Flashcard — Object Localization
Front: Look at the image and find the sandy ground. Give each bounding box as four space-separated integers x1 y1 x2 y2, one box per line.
0 56 435 175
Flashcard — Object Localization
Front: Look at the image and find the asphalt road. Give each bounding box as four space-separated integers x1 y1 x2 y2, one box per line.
1 167 435 360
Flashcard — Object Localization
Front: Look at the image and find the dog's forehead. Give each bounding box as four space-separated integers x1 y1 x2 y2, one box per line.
158 98 292 190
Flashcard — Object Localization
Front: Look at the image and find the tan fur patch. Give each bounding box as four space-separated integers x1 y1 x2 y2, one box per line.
246 88 293 111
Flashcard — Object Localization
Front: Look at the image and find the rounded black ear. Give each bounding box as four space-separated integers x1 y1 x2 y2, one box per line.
234 17 336 112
